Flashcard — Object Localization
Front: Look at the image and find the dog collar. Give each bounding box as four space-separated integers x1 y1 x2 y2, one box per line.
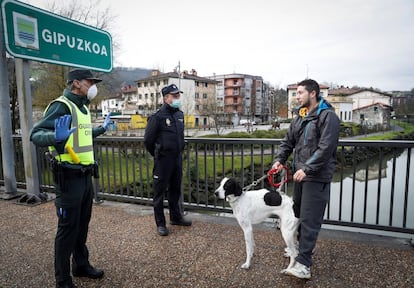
226 194 242 204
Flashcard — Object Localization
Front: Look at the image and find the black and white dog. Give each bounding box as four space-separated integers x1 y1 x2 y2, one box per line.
215 177 299 271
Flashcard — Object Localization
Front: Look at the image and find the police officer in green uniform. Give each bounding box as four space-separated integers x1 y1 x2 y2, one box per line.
30 69 111 288
144 84 192 236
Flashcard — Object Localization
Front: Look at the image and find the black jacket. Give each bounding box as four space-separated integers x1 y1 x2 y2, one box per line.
276 98 340 183
144 103 185 158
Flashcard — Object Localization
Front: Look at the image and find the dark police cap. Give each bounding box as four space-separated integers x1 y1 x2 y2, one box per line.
67 69 102 84
161 84 183 96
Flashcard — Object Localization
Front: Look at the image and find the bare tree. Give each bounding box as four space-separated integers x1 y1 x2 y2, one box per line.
268 86 287 119
204 97 226 136
31 0 119 107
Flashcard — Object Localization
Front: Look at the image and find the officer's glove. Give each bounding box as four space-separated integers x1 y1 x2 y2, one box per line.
102 112 112 130
55 115 76 143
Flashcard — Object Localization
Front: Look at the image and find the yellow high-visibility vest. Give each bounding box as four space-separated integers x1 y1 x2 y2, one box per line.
48 96 94 165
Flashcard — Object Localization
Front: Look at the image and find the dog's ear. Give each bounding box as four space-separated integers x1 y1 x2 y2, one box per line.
224 178 243 197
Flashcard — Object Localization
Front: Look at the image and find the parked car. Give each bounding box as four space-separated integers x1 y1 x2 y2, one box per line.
239 119 256 126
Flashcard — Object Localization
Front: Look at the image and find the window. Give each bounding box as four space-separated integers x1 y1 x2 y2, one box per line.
195 93 199 99
144 82 148 87
203 93 207 99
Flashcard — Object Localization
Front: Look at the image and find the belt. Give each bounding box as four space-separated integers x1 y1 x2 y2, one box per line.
61 165 94 176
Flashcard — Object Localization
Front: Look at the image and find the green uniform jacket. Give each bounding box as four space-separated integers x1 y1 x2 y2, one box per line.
30 89 105 155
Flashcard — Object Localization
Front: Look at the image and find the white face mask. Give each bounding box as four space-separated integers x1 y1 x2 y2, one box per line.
87 84 98 100
169 98 181 109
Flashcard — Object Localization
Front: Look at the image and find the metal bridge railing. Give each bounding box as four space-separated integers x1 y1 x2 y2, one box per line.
2 136 414 236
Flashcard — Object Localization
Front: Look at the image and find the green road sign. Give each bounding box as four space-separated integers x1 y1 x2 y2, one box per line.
1 0 112 72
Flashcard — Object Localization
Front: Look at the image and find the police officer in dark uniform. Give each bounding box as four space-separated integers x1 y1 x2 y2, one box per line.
30 69 111 288
144 84 192 236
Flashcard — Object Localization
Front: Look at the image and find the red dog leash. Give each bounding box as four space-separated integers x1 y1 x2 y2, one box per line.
242 165 290 191
267 165 289 188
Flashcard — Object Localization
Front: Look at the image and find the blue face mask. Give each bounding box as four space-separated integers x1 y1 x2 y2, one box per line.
169 98 181 109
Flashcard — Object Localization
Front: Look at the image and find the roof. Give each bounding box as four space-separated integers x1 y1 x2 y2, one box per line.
329 87 392 97
353 102 393 111
287 83 330 90
209 73 264 80
135 71 216 83
328 87 360 96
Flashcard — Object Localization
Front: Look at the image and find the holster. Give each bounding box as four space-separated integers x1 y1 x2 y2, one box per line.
93 161 99 179
51 159 64 187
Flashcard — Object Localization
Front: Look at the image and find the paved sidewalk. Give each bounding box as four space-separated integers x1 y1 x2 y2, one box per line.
0 199 413 288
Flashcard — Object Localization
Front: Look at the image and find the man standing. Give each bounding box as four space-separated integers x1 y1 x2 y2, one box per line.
272 79 340 279
30 69 111 288
144 84 192 236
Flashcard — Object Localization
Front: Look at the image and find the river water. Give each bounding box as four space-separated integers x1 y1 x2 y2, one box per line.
328 148 414 236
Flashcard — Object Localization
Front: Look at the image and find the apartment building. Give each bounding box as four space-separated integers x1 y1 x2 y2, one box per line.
329 87 392 110
207 73 268 125
105 71 269 127
134 69 216 127
329 87 392 126
287 84 392 126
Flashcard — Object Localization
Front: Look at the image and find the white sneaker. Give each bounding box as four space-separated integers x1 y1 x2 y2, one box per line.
284 261 311 279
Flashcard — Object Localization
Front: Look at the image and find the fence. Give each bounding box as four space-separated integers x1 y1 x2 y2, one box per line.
1 136 414 236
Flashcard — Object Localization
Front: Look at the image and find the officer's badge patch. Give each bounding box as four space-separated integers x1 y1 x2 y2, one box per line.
166 118 171 126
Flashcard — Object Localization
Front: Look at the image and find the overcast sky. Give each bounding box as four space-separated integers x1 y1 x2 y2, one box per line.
26 0 414 91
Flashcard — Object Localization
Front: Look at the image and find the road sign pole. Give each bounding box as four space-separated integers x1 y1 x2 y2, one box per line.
0 8 18 198
15 58 44 203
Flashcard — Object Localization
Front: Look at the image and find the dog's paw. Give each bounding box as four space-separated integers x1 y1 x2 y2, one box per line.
241 263 250 269
280 268 288 274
